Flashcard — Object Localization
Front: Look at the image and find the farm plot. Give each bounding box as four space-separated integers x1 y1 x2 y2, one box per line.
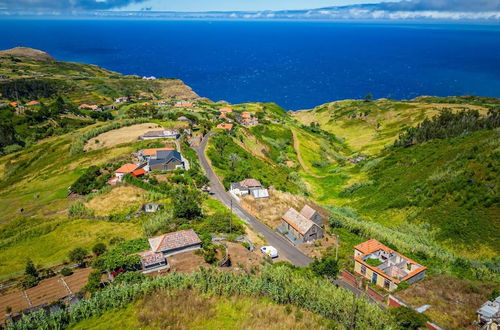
84 123 161 151
64 268 93 293
0 268 92 323
25 277 70 307
0 291 29 323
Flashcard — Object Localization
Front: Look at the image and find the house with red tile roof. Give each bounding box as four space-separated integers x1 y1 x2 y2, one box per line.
219 107 232 113
148 229 202 257
114 163 138 181
353 239 426 291
175 101 193 108
138 229 202 273
279 207 323 244
26 100 40 106
216 123 233 130
131 168 146 178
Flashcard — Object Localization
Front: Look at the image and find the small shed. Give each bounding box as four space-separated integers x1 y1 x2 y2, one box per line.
142 203 161 213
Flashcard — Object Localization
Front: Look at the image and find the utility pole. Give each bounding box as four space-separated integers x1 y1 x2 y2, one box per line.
335 233 339 261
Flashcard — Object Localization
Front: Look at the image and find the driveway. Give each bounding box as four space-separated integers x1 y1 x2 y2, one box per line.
193 133 312 267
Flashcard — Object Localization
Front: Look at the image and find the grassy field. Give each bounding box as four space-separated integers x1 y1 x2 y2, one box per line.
395 274 499 329
0 218 140 279
292 99 490 154
85 185 147 217
70 289 332 330
0 123 175 279
343 130 499 259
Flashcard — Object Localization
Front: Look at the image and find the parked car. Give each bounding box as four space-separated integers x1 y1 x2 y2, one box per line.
260 246 278 258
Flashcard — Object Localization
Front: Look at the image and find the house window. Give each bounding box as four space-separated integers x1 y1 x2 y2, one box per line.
384 278 391 289
361 265 366 275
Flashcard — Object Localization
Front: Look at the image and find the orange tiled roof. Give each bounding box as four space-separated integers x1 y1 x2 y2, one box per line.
241 112 251 119
26 100 40 106
354 239 427 284
115 163 138 173
220 107 232 113
354 239 391 255
132 168 146 177
142 147 174 156
10 101 17 107
217 123 233 130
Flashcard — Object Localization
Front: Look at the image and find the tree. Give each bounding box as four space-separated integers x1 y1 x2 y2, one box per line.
229 153 239 170
390 306 428 330
92 243 107 256
311 255 339 280
84 270 102 293
173 186 203 220
25 259 38 278
69 247 88 266
364 93 373 102
213 134 229 156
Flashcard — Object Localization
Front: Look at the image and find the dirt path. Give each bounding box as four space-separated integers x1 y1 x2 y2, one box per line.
291 129 326 179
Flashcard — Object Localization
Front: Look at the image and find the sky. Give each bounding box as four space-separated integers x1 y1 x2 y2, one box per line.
120 0 397 12
0 0 499 16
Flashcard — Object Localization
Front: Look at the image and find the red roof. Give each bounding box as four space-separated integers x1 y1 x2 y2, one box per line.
26 100 40 106
354 239 390 255
220 107 232 113
115 163 138 174
148 229 201 253
217 123 233 130
132 168 146 177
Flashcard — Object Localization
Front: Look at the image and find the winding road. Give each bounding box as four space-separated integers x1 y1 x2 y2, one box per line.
193 133 381 305
193 133 312 267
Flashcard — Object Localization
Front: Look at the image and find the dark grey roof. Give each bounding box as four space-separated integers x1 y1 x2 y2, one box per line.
156 150 182 162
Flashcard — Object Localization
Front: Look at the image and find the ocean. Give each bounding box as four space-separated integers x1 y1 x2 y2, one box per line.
1 19 500 110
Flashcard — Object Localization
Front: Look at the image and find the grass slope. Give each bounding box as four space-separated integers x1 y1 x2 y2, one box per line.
343 130 500 259
71 289 331 330
293 99 490 154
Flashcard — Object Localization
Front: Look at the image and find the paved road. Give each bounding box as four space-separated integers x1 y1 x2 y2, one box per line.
193 133 312 267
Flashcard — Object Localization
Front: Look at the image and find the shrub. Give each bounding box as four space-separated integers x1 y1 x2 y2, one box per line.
68 201 95 218
25 259 38 278
92 243 107 256
19 275 39 289
390 306 428 330
84 270 103 294
310 255 339 280
68 247 88 266
60 267 73 276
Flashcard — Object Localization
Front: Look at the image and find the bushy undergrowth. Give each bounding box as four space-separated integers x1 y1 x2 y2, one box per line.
348 130 499 256
9 265 392 330
208 132 302 193
394 108 499 147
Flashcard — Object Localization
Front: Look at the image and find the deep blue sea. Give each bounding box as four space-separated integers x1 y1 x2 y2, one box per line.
1 20 500 109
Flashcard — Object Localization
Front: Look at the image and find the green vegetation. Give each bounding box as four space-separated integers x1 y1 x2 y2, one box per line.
70 166 109 195
390 306 429 330
10 265 391 330
346 130 499 259
365 258 382 267
394 108 499 147
71 290 331 330
68 247 88 266
208 132 303 193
